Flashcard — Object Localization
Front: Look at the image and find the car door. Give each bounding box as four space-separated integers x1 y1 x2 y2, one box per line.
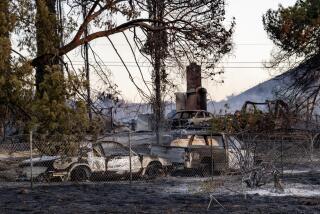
192 112 205 125
101 142 142 174
204 112 214 122
207 135 228 171
181 111 191 126
170 112 182 128
87 145 106 172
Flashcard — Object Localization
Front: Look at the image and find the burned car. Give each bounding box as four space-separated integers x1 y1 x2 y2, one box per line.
169 110 214 129
19 141 172 182
151 133 253 175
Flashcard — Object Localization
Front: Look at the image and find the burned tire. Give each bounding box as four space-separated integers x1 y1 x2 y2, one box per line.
70 166 91 182
200 165 212 177
200 158 214 177
145 162 164 179
35 173 49 182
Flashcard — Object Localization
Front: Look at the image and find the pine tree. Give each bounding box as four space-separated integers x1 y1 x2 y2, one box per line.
0 0 12 139
35 0 60 95
0 1 32 140
263 0 320 60
263 0 320 114
30 0 90 154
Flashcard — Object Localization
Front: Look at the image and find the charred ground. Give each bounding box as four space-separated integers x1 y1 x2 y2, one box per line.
0 171 319 213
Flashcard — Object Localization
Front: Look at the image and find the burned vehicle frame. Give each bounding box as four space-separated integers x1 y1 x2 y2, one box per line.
19 141 172 182
151 132 253 176
169 110 214 129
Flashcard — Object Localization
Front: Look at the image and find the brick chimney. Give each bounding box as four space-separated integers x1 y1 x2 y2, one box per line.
175 63 207 111
186 63 201 91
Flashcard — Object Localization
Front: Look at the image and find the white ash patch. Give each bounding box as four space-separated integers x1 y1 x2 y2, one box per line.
246 184 320 197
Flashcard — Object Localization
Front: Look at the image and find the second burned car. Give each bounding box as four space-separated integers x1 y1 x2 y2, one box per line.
168 110 214 129
19 141 172 182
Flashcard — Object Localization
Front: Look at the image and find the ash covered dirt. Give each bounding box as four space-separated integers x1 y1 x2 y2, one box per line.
0 172 320 213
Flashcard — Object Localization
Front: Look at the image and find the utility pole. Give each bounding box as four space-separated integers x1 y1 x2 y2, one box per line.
82 0 92 121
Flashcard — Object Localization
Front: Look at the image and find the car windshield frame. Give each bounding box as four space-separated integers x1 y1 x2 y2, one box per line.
172 112 182 119
98 141 138 157
227 136 243 150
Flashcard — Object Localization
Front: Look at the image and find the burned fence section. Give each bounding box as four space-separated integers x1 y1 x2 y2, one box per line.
4 132 171 184
0 134 30 183
235 131 319 174
0 130 319 188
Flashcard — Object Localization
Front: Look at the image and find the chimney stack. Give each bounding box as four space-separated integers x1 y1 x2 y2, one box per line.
175 63 207 111
186 63 202 91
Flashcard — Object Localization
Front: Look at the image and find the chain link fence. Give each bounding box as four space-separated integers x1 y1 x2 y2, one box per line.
0 130 319 193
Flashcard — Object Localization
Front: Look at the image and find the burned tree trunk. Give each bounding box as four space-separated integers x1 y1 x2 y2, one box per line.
145 0 168 144
35 0 61 96
0 0 11 140
154 51 162 144
82 1 92 121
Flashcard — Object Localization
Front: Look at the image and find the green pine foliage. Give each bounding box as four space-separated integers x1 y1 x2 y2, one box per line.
32 66 89 136
0 0 33 139
0 1 91 156
263 0 320 59
263 0 320 113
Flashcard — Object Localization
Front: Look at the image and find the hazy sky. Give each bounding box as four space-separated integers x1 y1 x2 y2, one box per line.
69 0 297 103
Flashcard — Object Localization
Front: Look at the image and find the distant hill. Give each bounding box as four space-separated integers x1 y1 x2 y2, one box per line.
210 55 320 114
209 73 290 113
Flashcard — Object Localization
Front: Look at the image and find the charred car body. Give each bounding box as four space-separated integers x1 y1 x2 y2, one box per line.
151 132 253 175
169 110 214 129
19 141 172 181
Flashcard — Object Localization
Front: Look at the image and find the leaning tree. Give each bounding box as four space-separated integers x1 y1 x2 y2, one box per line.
16 0 234 94
12 0 234 139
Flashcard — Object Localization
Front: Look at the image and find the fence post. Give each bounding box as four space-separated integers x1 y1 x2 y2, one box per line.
129 132 132 184
310 133 317 164
29 131 33 190
281 135 283 177
210 132 214 180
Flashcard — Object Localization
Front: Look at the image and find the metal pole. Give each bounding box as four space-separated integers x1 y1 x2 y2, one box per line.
30 131 33 190
82 0 92 121
210 132 214 180
129 132 132 184
310 134 315 163
281 136 283 178
111 107 113 133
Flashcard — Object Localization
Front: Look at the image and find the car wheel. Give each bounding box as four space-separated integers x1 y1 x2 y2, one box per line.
35 173 49 182
145 162 164 179
70 166 91 182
